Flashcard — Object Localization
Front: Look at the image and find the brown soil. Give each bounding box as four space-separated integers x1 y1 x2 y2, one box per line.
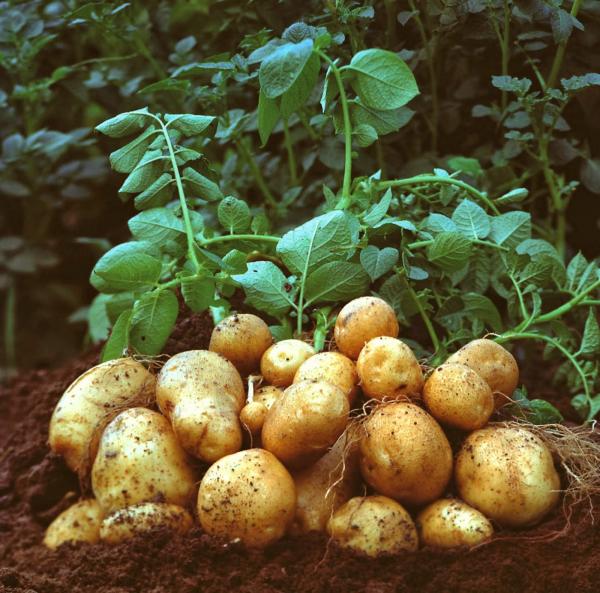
1 311 599 593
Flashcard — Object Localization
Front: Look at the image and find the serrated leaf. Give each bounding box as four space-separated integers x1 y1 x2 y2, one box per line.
129 289 179 355
580 309 600 357
360 246 399 281
95 107 151 137
119 149 164 193
258 89 280 146
280 52 320 117
134 173 174 210
109 126 158 173
304 261 370 305
452 199 490 239
490 211 531 248
218 197 251 233
164 114 216 136
101 309 133 362
181 275 215 313
363 188 392 226
259 39 314 99
128 208 185 243
183 167 223 201
427 232 473 273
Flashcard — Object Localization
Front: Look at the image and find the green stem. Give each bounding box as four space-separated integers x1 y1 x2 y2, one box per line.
406 282 441 354
546 0 583 89
199 234 280 247
282 119 298 185
297 225 319 335
298 110 319 141
508 273 530 324
235 139 277 208
408 238 508 251
4 283 16 371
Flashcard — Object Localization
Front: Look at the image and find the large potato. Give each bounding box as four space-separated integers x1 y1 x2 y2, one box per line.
327 496 418 557
423 363 494 431
197 448 296 548
446 339 519 408
356 337 423 401
416 499 493 549
455 426 560 527
209 313 273 375
334 297 399 360
261 340 315 387
262 381 349 468
49 358 155 475
43 499 103 550
360 403 452 505
240 385 283 435
91 407 197 515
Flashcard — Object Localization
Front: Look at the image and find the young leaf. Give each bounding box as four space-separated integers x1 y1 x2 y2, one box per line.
360 245 399 281
304 261 370 305
462 294 502 332
128 208 185 243
490 211 531 249
426 232 473 273
218 197 251 233
362 188 392 226
320 62 339 112
452 199 490 240
164 114 216 136
129 289 179 355
566 253 596 292
96 108 151 138
259 39 314 99
181 276 215 312
101 309 133 362
258 89 280 146
352 123 378 147
280 53 320 117
109 126 158 173
119 149 164 193
580 309 600 358
88 294 111 342
134 173 174 210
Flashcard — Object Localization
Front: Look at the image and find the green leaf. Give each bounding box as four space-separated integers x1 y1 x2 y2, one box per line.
427 232 473 273
183 167 223 201
462 293 502 332
320 63 339 112
96 108 151 137
452 199 490 240
109 127 158 173
119 149 164 193
352 123 378 147
134 173 174 210
181 276 215 313
259 39 314 99
580 309 600 358
360 245 399 280
497 187 529 204
304 261 370 305
280 53 320 117
566 253 596 292
164 114 217 137
447 156 483 178
128 208 185 243
490 211 531 248
88 294 111 342
101 309 133 362
258 89 280 146
363 188 392 226
571 394 600 421
218 197 251 233
580 159 600 194
423 213 456 233
349 100 414 135
129 289 179 355
510 389 564 424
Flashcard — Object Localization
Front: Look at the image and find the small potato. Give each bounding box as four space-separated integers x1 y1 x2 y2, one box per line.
197 449 296 548
455 426 560 527
261 340 315 387
240 401 268 435
43 499 103 550
92 408 197 515
423 363 494 431
446 339 519 408
356 337 423 401
100 503 193 544
49 358 155 475
294 352 359 405
327 496 418 557
417 499 493 549
334 297 399 360
360 403 452 505
262 381 350 468
209 313 273 375
254 385 283 409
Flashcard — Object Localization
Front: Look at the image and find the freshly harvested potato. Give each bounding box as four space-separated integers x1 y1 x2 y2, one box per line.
334 297 399 360
197 448 296 548
262 381 350 468
49 358 155 475
100 503 193 544
209 313 273 375
294 352 359 405
417 499 494 549
423 363 494 431
446 339 519 408
92 408 197 515
360 402 452 505
327 496 418 557
356 337 423 401
455 426 560 527
261 340 315 387
156 350 245 462
43 499 103 550
240 385 283 434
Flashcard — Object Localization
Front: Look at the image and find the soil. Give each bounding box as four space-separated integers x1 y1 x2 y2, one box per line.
1 311 599 593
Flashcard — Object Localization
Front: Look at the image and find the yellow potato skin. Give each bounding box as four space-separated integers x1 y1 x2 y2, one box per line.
455 426 560 527
327 496 418 557
334 297 399 360
91 408 197 515
356 337 423 401
197 449 296 548
261 340 315 387
49 358 156 475
423 363 494 431
43 499 103 550
417 499 493 549
360 403 453 505
240 401 268 435
209 313 273 375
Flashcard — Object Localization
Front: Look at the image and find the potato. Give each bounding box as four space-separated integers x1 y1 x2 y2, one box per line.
261 340 315 387
446 339 519 408
360 403 452 505
262 381 350 468
92 407 197 515
156 350 245 462
455 426 560 527
100 503 193 544
356 337 423 401
416 499 493 549
197 448 296 548
240 386 283 435
294 352 359 405
334 297 399 360
43 499 103 550
209 313 273 375
423 363 494 431
327 496 418 557
49 358 155 475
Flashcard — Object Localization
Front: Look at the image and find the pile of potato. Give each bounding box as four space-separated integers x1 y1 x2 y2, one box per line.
44 297 561 556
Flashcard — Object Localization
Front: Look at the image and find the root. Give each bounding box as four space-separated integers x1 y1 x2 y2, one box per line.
132 352 170 373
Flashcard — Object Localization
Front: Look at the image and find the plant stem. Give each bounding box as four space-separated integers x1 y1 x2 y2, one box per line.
199 234 280 247
406 282 441 354
296 225 319 335
500 0 511 112
235 139 277 208
546 0 583 89
4 283 16 371
408 237 508 251
282 119 298 185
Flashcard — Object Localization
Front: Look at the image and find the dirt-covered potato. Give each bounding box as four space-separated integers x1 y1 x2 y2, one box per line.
416 499 494 549
455 426 560 527
293 352 359 405
446 339 519 408
49 358 155 475
334 297 399 360
262 381 350 468
197 449 296 548
423 363 494 431
240 386 284 435
100 503 193 544
43 499 103 550
261 340 315 387
360 403 452 505
209 313 273 375
156 350 245 462
91 408 197 515
327 496 418 557
356 337 423 401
